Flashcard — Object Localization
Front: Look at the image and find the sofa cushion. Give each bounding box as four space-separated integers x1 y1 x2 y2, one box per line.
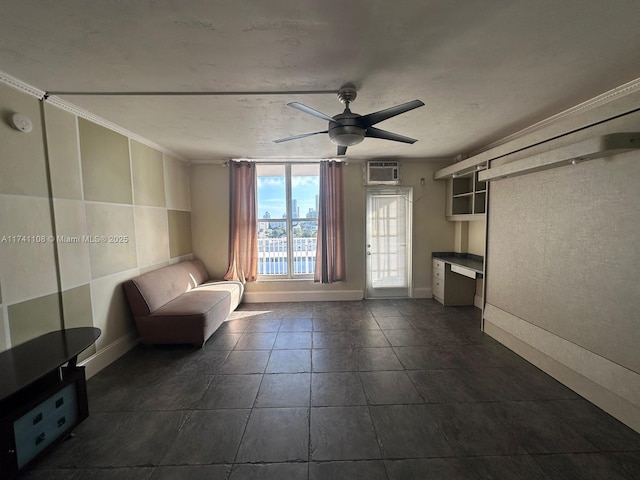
152 289 229 317
196 281 244 316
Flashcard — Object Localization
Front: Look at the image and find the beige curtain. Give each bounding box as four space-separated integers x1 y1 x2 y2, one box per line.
224 161 258 283
314 160 346 283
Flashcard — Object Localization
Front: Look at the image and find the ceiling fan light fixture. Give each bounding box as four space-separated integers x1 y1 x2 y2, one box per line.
329 125 366 146
330 133 365 146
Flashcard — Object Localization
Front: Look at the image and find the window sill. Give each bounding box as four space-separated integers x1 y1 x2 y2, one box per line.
257 276 315 282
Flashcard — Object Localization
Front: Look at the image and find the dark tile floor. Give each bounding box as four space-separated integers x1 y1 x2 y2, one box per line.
24 299 640 479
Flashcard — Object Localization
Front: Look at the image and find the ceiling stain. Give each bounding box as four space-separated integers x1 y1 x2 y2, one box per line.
242 19 320 33
173 19 217 31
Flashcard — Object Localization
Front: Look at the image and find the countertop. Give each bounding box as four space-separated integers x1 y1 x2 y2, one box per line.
433 253 484 274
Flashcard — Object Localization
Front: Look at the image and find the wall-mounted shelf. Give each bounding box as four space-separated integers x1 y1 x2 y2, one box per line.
478 133 640 182
446 168 486 220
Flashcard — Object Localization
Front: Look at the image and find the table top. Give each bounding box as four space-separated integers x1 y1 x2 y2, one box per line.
0 327 101 403
433 255 484 274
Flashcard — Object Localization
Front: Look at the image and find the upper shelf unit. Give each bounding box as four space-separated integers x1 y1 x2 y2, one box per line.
442 165 487 221
435 154 489 221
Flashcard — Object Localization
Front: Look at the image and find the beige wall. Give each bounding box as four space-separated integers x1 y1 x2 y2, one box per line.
0 83 191 362
467 220 485 256
482 93 640 431
403 160 456 296
190 159 454 300
451 220 485 256
189 163 230 279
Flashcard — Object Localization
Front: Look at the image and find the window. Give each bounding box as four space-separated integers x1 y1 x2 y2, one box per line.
256 164 319 278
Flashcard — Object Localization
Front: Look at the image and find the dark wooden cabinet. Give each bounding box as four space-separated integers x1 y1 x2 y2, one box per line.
0 328 100 479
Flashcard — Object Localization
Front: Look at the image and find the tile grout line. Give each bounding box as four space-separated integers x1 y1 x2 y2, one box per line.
228 319 265 469
362 305 393 480
308 323 314 479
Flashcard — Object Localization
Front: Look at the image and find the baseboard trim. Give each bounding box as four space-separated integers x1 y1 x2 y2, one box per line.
79 330 140 379
412 287 431 299
484 303 640 433
243 289 364 303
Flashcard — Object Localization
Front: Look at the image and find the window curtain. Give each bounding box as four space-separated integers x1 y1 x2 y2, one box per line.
224 161 258 283
314 160 346 283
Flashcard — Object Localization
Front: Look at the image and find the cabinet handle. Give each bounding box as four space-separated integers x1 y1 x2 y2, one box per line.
57 416 66 428
33 412 43 425
35 432 45 446
55 397 64 408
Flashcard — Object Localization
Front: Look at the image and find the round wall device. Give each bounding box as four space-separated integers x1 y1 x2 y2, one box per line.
11 113 33 133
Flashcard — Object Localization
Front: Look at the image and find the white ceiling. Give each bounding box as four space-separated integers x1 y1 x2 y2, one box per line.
1 1 639 163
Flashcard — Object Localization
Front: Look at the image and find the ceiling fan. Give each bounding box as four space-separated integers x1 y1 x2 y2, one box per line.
273 84 425 156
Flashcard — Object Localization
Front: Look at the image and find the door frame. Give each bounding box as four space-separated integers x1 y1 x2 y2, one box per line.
365 186 413 299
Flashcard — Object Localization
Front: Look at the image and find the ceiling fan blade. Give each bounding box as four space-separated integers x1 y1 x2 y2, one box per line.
365 127 418 144
288 102 342 124
273 130 328 143
360 100 425 127
337 146 347 156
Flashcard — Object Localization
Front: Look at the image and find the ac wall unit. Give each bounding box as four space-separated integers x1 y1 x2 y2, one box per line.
365 161 400 185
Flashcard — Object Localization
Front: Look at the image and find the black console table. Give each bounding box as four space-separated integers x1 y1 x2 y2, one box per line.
0 327 100 478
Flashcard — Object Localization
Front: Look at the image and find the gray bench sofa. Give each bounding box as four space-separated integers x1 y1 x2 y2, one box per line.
123 259 244 347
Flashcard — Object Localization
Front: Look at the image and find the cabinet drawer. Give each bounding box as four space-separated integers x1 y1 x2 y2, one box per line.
433 259 445 271
433 278 444 297
13 383 79 469
451 264 477 279
432 268 444 281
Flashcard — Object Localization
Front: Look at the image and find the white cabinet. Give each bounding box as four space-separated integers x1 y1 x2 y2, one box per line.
445 170 486 221
432 259 445 302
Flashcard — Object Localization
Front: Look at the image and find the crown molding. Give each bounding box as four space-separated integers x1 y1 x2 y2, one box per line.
0 69 190 164
0 70 46 99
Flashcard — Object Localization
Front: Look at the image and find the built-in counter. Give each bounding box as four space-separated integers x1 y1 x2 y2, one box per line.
432 253 483 306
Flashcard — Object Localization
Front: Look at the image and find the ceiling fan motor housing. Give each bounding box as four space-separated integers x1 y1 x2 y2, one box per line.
329 111 366 146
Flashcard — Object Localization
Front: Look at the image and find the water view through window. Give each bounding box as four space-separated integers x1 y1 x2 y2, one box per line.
256 164 319 276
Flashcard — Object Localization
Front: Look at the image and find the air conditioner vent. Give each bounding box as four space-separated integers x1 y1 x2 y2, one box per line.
365 161 400 185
